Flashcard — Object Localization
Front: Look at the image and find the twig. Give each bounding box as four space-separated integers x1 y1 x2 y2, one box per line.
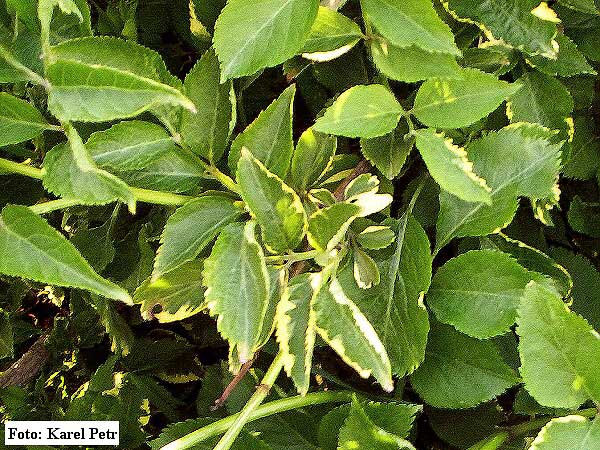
211 353 259 411
0 334 49 388
332 159 372 201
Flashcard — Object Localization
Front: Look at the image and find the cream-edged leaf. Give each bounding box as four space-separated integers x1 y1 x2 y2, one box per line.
415 128 491 204
276 273 317 394
229 85 296 178
237 147 306 254
203 221 270 363
135 260 206 323
315 276 394 392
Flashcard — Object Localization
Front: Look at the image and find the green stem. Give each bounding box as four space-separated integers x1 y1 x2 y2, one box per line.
130 188 192 207
0 158 44 180
27 188 193 214
161 388 352 450
265 250 319 264
176 140 240 195
205 165 240 194
0 157 195 212
29 198 82 214
212 352 285 450
505 407 598 437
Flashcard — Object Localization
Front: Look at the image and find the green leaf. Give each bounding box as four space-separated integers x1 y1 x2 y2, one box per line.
530 415 600 449
568 196 600 238
370 40 462 83
203 221 270 363
558 0 600 14
135 260 205 323
360 0 460 55
337 214 431 376
508 71 574 131
85 120 176 171
562 116 600 180
549 247 600 330
569 24 600 62
70 210 117 272
338 398 416 450
0 205 131 303
47 59 194 122
109 148 206 194
237 147 306 254
427 250 533 338
38 0 84 43
153 195 243 279
0 93 54 146
528 34 597 77
313 85 403 138
213 0 319 80
307 202 361 252
356 226 395 250
482 234 573 298
517 281 600 408
315 276 394 392
181 49 236 163
319 401 420 450
435 123 562 252
353 247 380 289
49 35 179 86
0 26 43 83
46 37 193 122
459 45 517 76
360 123 413 180
289 127 336 192
415 128 492 204
43 141 136 213
256 266 283 348
120 225 154 293
229 85 296 178
276 273 317 394
413 68 521 129
300 6 363 61
357 401 420 441
447 0 559 58
410 321 519 408
49 35 184 129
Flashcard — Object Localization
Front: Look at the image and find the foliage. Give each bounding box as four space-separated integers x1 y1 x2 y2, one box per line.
0 0 599 449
